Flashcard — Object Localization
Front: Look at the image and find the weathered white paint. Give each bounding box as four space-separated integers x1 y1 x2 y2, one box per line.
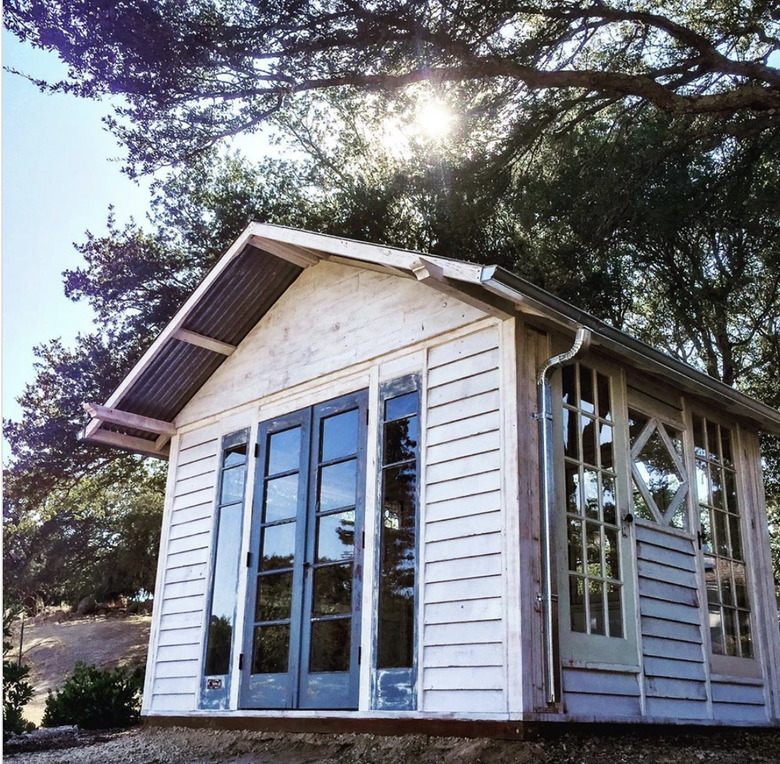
421 326 506 714
148 425 220 712
177 261 486 426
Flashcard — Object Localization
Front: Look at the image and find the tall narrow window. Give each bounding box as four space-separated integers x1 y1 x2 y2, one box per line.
374 376 420 710
693 416 753 659
561 363 623 639
201 429 249 708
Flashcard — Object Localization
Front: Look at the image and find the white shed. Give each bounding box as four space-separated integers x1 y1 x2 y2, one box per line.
81 223 780 733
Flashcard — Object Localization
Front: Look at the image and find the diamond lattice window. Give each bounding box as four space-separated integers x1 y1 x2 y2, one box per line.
629 410 688 529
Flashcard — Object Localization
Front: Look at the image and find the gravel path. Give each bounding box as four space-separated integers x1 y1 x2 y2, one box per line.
5 725 780 764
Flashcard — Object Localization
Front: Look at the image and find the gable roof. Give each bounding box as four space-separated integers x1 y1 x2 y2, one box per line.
80 223 780 456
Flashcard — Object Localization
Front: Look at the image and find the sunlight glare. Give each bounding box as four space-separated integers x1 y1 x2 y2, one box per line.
416 100 455 140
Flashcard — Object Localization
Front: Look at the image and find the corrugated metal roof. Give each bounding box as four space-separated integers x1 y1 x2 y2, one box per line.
81 244 303 449
81 223 780 456
183 244 300 345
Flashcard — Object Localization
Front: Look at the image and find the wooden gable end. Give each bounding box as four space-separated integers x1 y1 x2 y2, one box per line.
176 260 489 427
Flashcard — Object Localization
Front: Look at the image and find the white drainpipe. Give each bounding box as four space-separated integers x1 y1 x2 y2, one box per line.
536 326 591 705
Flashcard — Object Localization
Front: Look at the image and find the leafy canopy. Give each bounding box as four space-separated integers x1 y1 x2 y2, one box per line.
5 0 779 174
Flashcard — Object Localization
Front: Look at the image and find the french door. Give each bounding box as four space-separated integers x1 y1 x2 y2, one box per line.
240 390 368 709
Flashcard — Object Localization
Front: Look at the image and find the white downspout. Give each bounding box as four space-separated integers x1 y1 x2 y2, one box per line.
536 326 591 705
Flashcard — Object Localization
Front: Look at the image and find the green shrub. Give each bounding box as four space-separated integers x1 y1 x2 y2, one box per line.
43 662 144 730
3 610 34 739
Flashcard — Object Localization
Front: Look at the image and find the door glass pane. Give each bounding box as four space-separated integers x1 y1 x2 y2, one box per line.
384 417 419 464
256 571 294 622
260 522 296 570
602 476 617 525
563 409 579 459
385 392 417 421
318 459 357 511
310 619 351 672
320 409 358 462
599 423 613 471
581 416 597 466
265 475 299 523
709 607 724 654
580 365 595 414
589 580 605 635
316 510 355 562
252 624 290 674
562 365 576 404
568 518 584 573
604 528 619 579
312 563 353 616
607 583 623 638
268 427 301 475
565 465 581 514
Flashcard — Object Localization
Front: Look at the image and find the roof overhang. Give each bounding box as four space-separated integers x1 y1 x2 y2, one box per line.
79 223 780 456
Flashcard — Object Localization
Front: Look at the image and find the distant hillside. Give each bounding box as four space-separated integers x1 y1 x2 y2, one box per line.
10 611 151 726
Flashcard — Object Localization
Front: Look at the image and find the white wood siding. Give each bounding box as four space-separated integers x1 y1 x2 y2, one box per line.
177 261 486 427
149 425 220 712
421 326 506 714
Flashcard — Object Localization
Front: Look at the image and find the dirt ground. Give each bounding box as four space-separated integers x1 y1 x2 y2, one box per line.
9 610 151 726
5 725 780 764
6 613 780 763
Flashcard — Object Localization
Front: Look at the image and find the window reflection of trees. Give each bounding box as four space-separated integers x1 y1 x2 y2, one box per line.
377 396 418 669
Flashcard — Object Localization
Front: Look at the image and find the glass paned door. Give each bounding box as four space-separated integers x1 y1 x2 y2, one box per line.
240 391 367 709
557 363 638 665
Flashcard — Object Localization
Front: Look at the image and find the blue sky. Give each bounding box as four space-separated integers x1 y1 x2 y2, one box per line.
2 31 152 432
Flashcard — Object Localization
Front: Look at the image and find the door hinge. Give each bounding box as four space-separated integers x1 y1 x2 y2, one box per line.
246 552 252 568
358 646 362 665
254 442 260 458
238 653 244 670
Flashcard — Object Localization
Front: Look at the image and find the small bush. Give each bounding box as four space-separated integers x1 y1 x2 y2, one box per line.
43 662 144 730
3 610 34 740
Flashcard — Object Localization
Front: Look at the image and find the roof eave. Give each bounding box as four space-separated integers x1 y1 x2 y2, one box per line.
480 265 780 435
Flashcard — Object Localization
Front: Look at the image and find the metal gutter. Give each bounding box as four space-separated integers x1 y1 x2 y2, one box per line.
480 266 780 434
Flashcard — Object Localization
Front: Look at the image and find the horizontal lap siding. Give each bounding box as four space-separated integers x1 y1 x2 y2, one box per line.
711 679 768 723
562 667 642 717
636 524 708 720
422 327 506 715
150 426 219 712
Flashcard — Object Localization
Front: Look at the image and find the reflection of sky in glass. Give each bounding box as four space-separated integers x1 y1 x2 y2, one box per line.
221 466 246 505
211 504 242 621
321 410 358 462
319 459 357 511
261 521 296 569
268 427 301 475
385 392 417 421
265 475 299 523
223 443 247 469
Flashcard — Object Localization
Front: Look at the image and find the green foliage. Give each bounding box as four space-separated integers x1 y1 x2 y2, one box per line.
3 464 165 607
3 611 34 739
5 0 779 175
42 662 144 730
